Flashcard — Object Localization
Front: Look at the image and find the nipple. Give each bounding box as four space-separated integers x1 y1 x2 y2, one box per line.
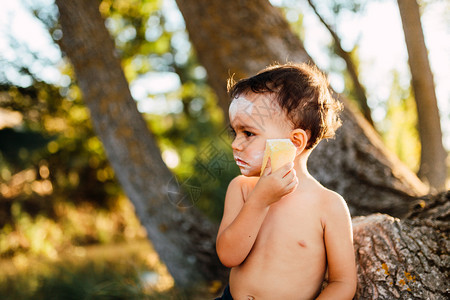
298 240 307 248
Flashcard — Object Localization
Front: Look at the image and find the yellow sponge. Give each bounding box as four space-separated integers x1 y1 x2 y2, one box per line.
260 139 297 175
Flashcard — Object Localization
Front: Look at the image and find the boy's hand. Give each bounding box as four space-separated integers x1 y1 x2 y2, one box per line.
251 158 298 207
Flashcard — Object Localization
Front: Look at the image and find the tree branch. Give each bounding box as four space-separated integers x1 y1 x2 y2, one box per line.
307 0 374 126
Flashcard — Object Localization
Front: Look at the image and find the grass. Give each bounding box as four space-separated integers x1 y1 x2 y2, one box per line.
0 240 218 299
0 189 221 299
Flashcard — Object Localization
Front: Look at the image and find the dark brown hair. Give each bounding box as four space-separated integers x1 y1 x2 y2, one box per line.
227 63 343 149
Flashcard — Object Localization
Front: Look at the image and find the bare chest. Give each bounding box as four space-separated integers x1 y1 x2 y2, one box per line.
258 197 323 248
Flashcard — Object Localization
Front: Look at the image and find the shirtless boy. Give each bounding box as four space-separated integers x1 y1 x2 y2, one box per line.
215 63 357 299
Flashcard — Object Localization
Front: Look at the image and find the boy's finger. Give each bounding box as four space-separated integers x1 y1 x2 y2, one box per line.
282 168 296 180
284 168 296 180
286 178 298 191
262 157 272 176
275 161 294 177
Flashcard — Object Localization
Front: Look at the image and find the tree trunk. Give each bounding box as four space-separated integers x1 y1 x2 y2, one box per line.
353 191 449 299
55 0 227 287
397 0 447 191
175 0 428 217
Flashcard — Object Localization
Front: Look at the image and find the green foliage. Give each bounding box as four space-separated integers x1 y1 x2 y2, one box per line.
0 196 146 259
277 2 306 39
378 71 420 172
0 60 144 256
0 77 119 224
1 0 238 263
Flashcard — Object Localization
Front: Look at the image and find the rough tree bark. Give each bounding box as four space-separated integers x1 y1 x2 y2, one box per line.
55 0 227 287
353 191 449 299
175 0 428 218
397 0 447 191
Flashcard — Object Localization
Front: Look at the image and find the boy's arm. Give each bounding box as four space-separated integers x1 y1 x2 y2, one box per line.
216 175 269 267
316 193 357 300
216 162 297 267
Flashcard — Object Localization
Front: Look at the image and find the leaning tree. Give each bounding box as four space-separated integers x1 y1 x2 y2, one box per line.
55 0 226 287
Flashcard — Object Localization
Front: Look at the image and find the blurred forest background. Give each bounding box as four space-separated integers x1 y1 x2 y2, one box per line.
0 0 448 298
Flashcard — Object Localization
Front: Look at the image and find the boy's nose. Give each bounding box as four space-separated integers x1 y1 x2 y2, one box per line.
231 136 244 151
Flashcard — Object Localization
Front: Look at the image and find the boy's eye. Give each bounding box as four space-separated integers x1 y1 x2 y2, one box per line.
244 131 254 137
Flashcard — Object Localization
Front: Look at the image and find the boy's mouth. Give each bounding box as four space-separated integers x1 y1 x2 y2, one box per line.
234 156 248 167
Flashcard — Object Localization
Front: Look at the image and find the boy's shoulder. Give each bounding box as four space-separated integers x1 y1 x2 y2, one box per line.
305 179 348 212
311 183 351 225
229 175 258 187
228 175 258 195
318 185 344 204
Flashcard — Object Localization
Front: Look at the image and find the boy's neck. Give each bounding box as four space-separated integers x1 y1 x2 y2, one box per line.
293 151 311 180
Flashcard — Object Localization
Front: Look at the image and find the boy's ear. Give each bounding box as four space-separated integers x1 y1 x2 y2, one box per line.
290 129 308 155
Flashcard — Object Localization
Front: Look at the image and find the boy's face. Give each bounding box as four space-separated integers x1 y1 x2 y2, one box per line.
229 92 293 176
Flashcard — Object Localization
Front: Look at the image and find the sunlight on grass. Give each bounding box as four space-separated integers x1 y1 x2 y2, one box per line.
0 192 220 299
0 241 181 299
0 186 181 298
0 194 147 259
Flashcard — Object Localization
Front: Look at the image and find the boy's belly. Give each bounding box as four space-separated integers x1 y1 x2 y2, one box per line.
230 247 326 299
229 226 326 299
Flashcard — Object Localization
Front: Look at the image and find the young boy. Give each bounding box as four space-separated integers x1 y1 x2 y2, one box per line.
215 63 357 299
